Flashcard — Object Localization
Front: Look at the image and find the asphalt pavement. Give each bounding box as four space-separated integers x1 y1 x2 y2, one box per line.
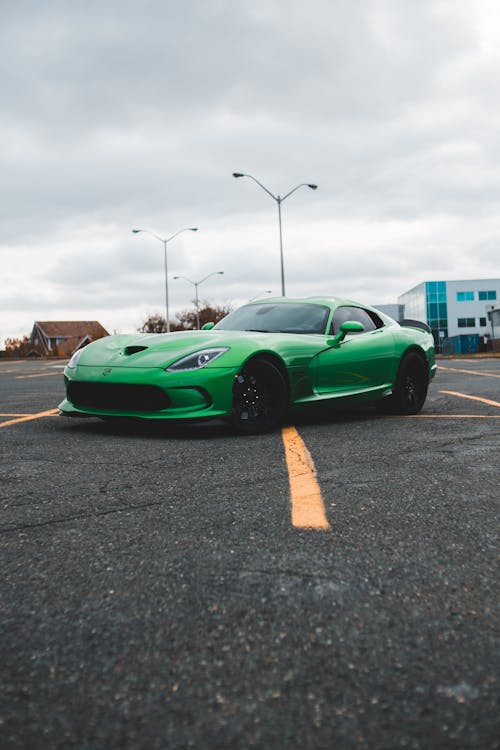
0 358 499 749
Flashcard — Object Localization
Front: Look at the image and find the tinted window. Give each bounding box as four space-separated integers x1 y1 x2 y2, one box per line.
478 290 497 301
215 302 330 334
331 306 379 335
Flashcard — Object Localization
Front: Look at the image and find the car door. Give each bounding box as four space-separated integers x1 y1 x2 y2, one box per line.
315 306 395 394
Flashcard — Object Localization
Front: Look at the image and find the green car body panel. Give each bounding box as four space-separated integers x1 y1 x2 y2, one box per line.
59 297 436 428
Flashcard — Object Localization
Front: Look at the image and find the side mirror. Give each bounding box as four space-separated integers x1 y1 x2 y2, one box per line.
327 320 364 348
201 321 215 330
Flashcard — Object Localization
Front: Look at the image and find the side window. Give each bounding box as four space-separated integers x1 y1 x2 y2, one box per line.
331 306 379 335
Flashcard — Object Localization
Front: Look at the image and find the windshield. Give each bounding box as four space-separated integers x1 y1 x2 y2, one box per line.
214 302 330 334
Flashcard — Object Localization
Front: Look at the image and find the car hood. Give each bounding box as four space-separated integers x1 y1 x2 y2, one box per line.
73 329 328 369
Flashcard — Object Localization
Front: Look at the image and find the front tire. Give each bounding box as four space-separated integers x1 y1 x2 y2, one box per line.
383 352 429 415
231 359 287 434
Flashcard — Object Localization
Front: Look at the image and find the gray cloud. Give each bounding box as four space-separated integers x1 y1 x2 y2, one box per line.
1 0 499 343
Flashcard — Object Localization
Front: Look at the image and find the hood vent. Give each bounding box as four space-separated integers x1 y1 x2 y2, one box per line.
123 345 149 356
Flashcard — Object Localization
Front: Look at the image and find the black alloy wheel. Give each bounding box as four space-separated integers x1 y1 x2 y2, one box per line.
231 359 287 434
387 351 429 414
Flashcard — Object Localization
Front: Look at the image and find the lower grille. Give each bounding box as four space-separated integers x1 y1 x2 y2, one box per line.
67 381 170 411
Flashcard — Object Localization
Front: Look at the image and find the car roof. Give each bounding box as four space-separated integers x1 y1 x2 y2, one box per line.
246 296 373 309
244 297 398 325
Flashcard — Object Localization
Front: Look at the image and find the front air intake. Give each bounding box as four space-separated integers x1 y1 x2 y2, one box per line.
67 382 170 411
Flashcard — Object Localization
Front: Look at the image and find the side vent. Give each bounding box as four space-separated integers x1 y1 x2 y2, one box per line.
123 345 149 356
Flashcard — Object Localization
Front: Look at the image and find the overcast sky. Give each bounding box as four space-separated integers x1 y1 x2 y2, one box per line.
1 0 499 344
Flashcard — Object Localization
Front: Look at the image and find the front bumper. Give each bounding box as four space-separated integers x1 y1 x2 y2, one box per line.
59 364 239 420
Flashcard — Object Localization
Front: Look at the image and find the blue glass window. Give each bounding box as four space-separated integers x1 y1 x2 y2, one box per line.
478 290 497 301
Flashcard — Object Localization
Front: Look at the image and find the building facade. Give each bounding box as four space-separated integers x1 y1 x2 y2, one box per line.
372 303 404 322
397 279 500 351
490 303 500 336
29 321 109 356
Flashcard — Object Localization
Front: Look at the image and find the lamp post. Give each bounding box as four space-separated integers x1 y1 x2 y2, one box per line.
232 172 317 297
249 290 273 301
131 227 198 333
173 271 224 329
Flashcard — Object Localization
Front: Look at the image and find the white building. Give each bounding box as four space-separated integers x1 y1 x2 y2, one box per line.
373 303 404 322
490 303 500 335
397 279 500 350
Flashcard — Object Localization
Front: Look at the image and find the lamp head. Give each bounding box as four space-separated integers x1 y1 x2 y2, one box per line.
308 184 318 190
131 229 142 233
189 227 199 232
232 172 244 178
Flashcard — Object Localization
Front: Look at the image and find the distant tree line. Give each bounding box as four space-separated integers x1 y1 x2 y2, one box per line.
139 300 233 333
3 336 30 357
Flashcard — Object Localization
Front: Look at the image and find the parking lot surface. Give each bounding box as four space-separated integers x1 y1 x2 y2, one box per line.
1 358 499 749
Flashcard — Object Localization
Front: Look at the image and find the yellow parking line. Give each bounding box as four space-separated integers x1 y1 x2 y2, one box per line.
405 414 500 419
0 408 59 427
439 390 500 408
0 413 32 417
438 366 500 379
282 425 331 530
15 372 62 379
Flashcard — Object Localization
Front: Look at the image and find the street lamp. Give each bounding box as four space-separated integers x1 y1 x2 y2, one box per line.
131 227 198 333
173 271 224 329
232 172 317 296
249 290 273 301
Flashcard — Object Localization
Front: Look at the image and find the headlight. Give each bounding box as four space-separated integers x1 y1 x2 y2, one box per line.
166 347 229 372
67 347 86 369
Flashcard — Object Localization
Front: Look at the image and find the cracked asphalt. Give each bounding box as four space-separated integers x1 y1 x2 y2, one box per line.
0 358 499 749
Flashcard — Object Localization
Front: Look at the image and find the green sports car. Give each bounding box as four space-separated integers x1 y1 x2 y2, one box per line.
59 297 436 433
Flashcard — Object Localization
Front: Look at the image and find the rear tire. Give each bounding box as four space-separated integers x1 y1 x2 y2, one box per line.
231 359 287 434
382 352 429 415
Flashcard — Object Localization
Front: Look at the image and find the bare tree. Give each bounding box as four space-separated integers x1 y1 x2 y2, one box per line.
4 336 30 357
139 301 233 333
138 313 167 333
174 301 233 330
